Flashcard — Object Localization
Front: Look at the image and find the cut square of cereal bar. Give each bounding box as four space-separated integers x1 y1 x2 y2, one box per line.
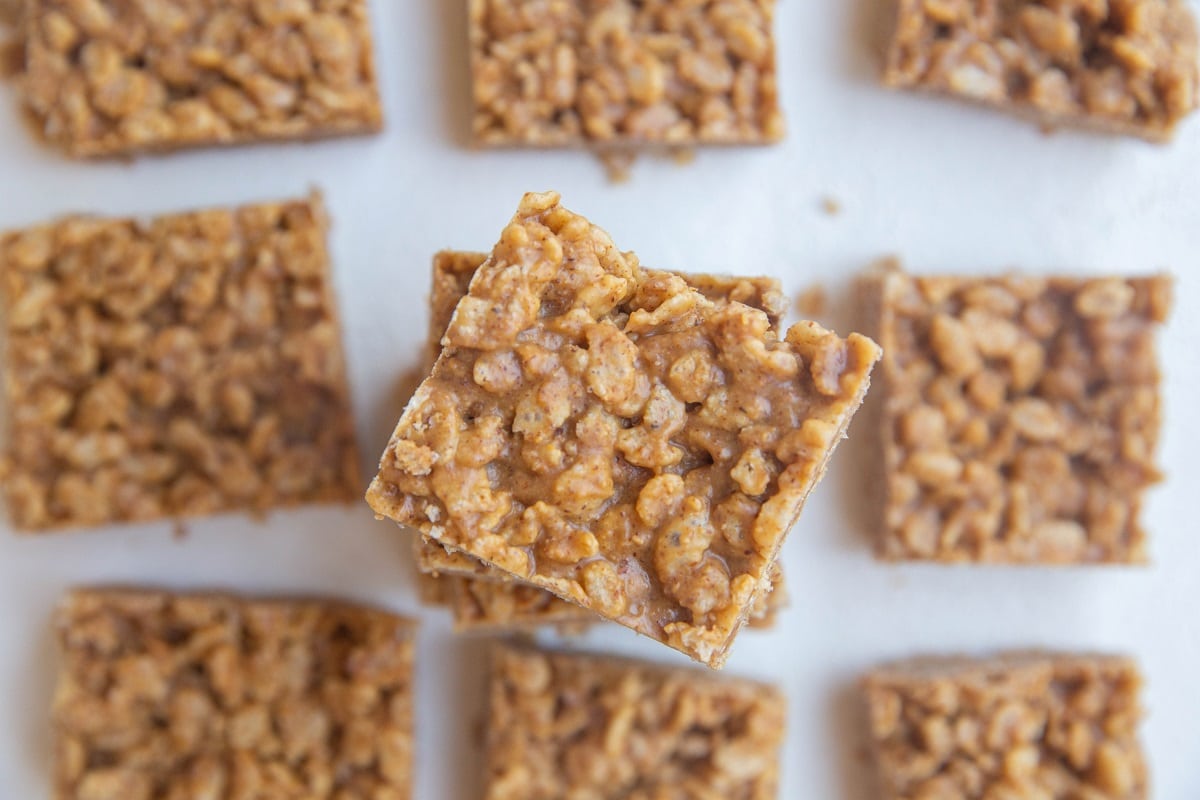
21 0 382 157
0 193 361 532
367 191 879 667
864 653 1146 799
872 267 1171 563
883 0 1199 141
52 588 415 800
469 0 785 147
412 249 789 631
484 643 785 799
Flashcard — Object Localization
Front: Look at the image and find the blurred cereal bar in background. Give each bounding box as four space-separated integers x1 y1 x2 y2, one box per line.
870 267 1170 564
484 643 785 799
20 0 382 157
864 653 1146 799
469 0 785 147
0 193 361 532
53 588 415 799
883 0 1199 141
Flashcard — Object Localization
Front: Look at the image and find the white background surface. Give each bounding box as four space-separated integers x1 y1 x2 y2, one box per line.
1 1 1198 797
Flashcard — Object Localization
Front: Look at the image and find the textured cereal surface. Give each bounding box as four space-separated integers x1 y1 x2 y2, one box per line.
368 192 879 667
424 250 787 376
469 0 784 147
21 0 382 157
864 653 1146 800
0 193 361 532
415 249 789 631
884 0 1199 140
485 643 785 799
52 588 416 800
875 268 1170 563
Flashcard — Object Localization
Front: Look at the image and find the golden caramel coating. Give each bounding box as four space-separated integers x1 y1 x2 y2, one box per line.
470 0 784 147
485 644 785 799
873 267 1170 563
865 653 1146 799
369 192 878 666
413 249 789 632
21 0 382 157
884 0 1198 140
53 589 416 800
0 194 361 532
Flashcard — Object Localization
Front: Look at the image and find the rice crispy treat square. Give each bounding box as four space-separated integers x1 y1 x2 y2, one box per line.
0 193 361 532
873 267 1171 563
883 0 1199 141
21 0 383 157
469 0 785 147
412 249 789 631
52 588 416 800
484 643 785 799
367 191 878 667
864 652 1146 799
